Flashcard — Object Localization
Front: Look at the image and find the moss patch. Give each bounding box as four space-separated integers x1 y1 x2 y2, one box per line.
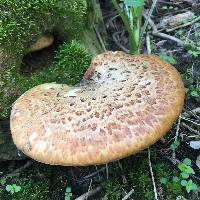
0 40 92 119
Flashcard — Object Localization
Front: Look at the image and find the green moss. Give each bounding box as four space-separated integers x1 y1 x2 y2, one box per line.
0 179 50 200
0 40 92 119
0 0 89 119
30 40 92 86
0 0 87 50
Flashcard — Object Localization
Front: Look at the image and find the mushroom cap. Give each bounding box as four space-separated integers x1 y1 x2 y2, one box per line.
10 51 185 166
28 33 54 53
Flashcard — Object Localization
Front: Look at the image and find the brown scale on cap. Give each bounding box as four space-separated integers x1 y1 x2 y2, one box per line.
10 51 185 166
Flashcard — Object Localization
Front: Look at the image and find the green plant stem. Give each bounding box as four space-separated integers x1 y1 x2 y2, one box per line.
111 0 130 33
111 0 134 52
111 0 143 54
130 7 143 54
139 0 158 49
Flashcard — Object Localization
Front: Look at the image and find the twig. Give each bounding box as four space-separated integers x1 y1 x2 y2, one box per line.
166 16 200 32
173 115 181 159
182 123 199 134
175 115 182 142
182 107 200 119
142 13 200 50
79 167 106 182
140 0 158 45
180 117 200 126
75 186 102 200
106 163 109 180
148 148 158 200
93 25 107 52
122 188 135 200
86 179 92 200
117 161 128 184
146 32 151 54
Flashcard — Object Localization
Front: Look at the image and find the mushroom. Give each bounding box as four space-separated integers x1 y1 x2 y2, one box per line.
10 51 185 166
28 33 54 53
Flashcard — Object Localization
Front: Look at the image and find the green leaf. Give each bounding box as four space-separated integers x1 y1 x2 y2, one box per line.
188 50 200 57
185 166 195 175
66 187 71 193
181 180 187 187
186 180 193 193
124 0 145 7
178 163 187 172
170 143 176 151
192 183 198 190
160 177 168 184
181 172 189 179
183 158 191 166
172 176 180 183
195 22 200 27
5 185 12 192
14 186 21 193
190 91 199 97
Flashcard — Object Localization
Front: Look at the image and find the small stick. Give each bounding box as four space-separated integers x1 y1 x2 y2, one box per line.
173 115 181 159
146 32 151 54
180 117 200 126
106 163 109 180
122 188 135 200
142 13 200 50
86 179 92 200
183 107 200 120
140 0 158 45
148 148 158 200
182 123 199 134
93 25 107 52
80 167 106 181
166 16 200 32
75 186 102 200
175 115 182 142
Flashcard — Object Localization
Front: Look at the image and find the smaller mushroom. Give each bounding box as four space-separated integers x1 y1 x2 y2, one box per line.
28 33 54 53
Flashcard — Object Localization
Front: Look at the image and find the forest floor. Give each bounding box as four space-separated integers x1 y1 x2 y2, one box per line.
0 1 200 200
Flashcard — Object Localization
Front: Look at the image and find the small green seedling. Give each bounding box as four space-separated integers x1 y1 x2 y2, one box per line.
6 184 21 194
65 187 72 200
111 0 145 54
178 158 195 179
160 158 198 194
188 50 200 57
181 179 198 193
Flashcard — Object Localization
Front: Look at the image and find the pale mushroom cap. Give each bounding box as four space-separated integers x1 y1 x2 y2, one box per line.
28 33 54 53
10 51 185 166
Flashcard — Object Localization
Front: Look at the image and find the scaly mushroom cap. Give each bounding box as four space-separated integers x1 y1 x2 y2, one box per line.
10 51 185 166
